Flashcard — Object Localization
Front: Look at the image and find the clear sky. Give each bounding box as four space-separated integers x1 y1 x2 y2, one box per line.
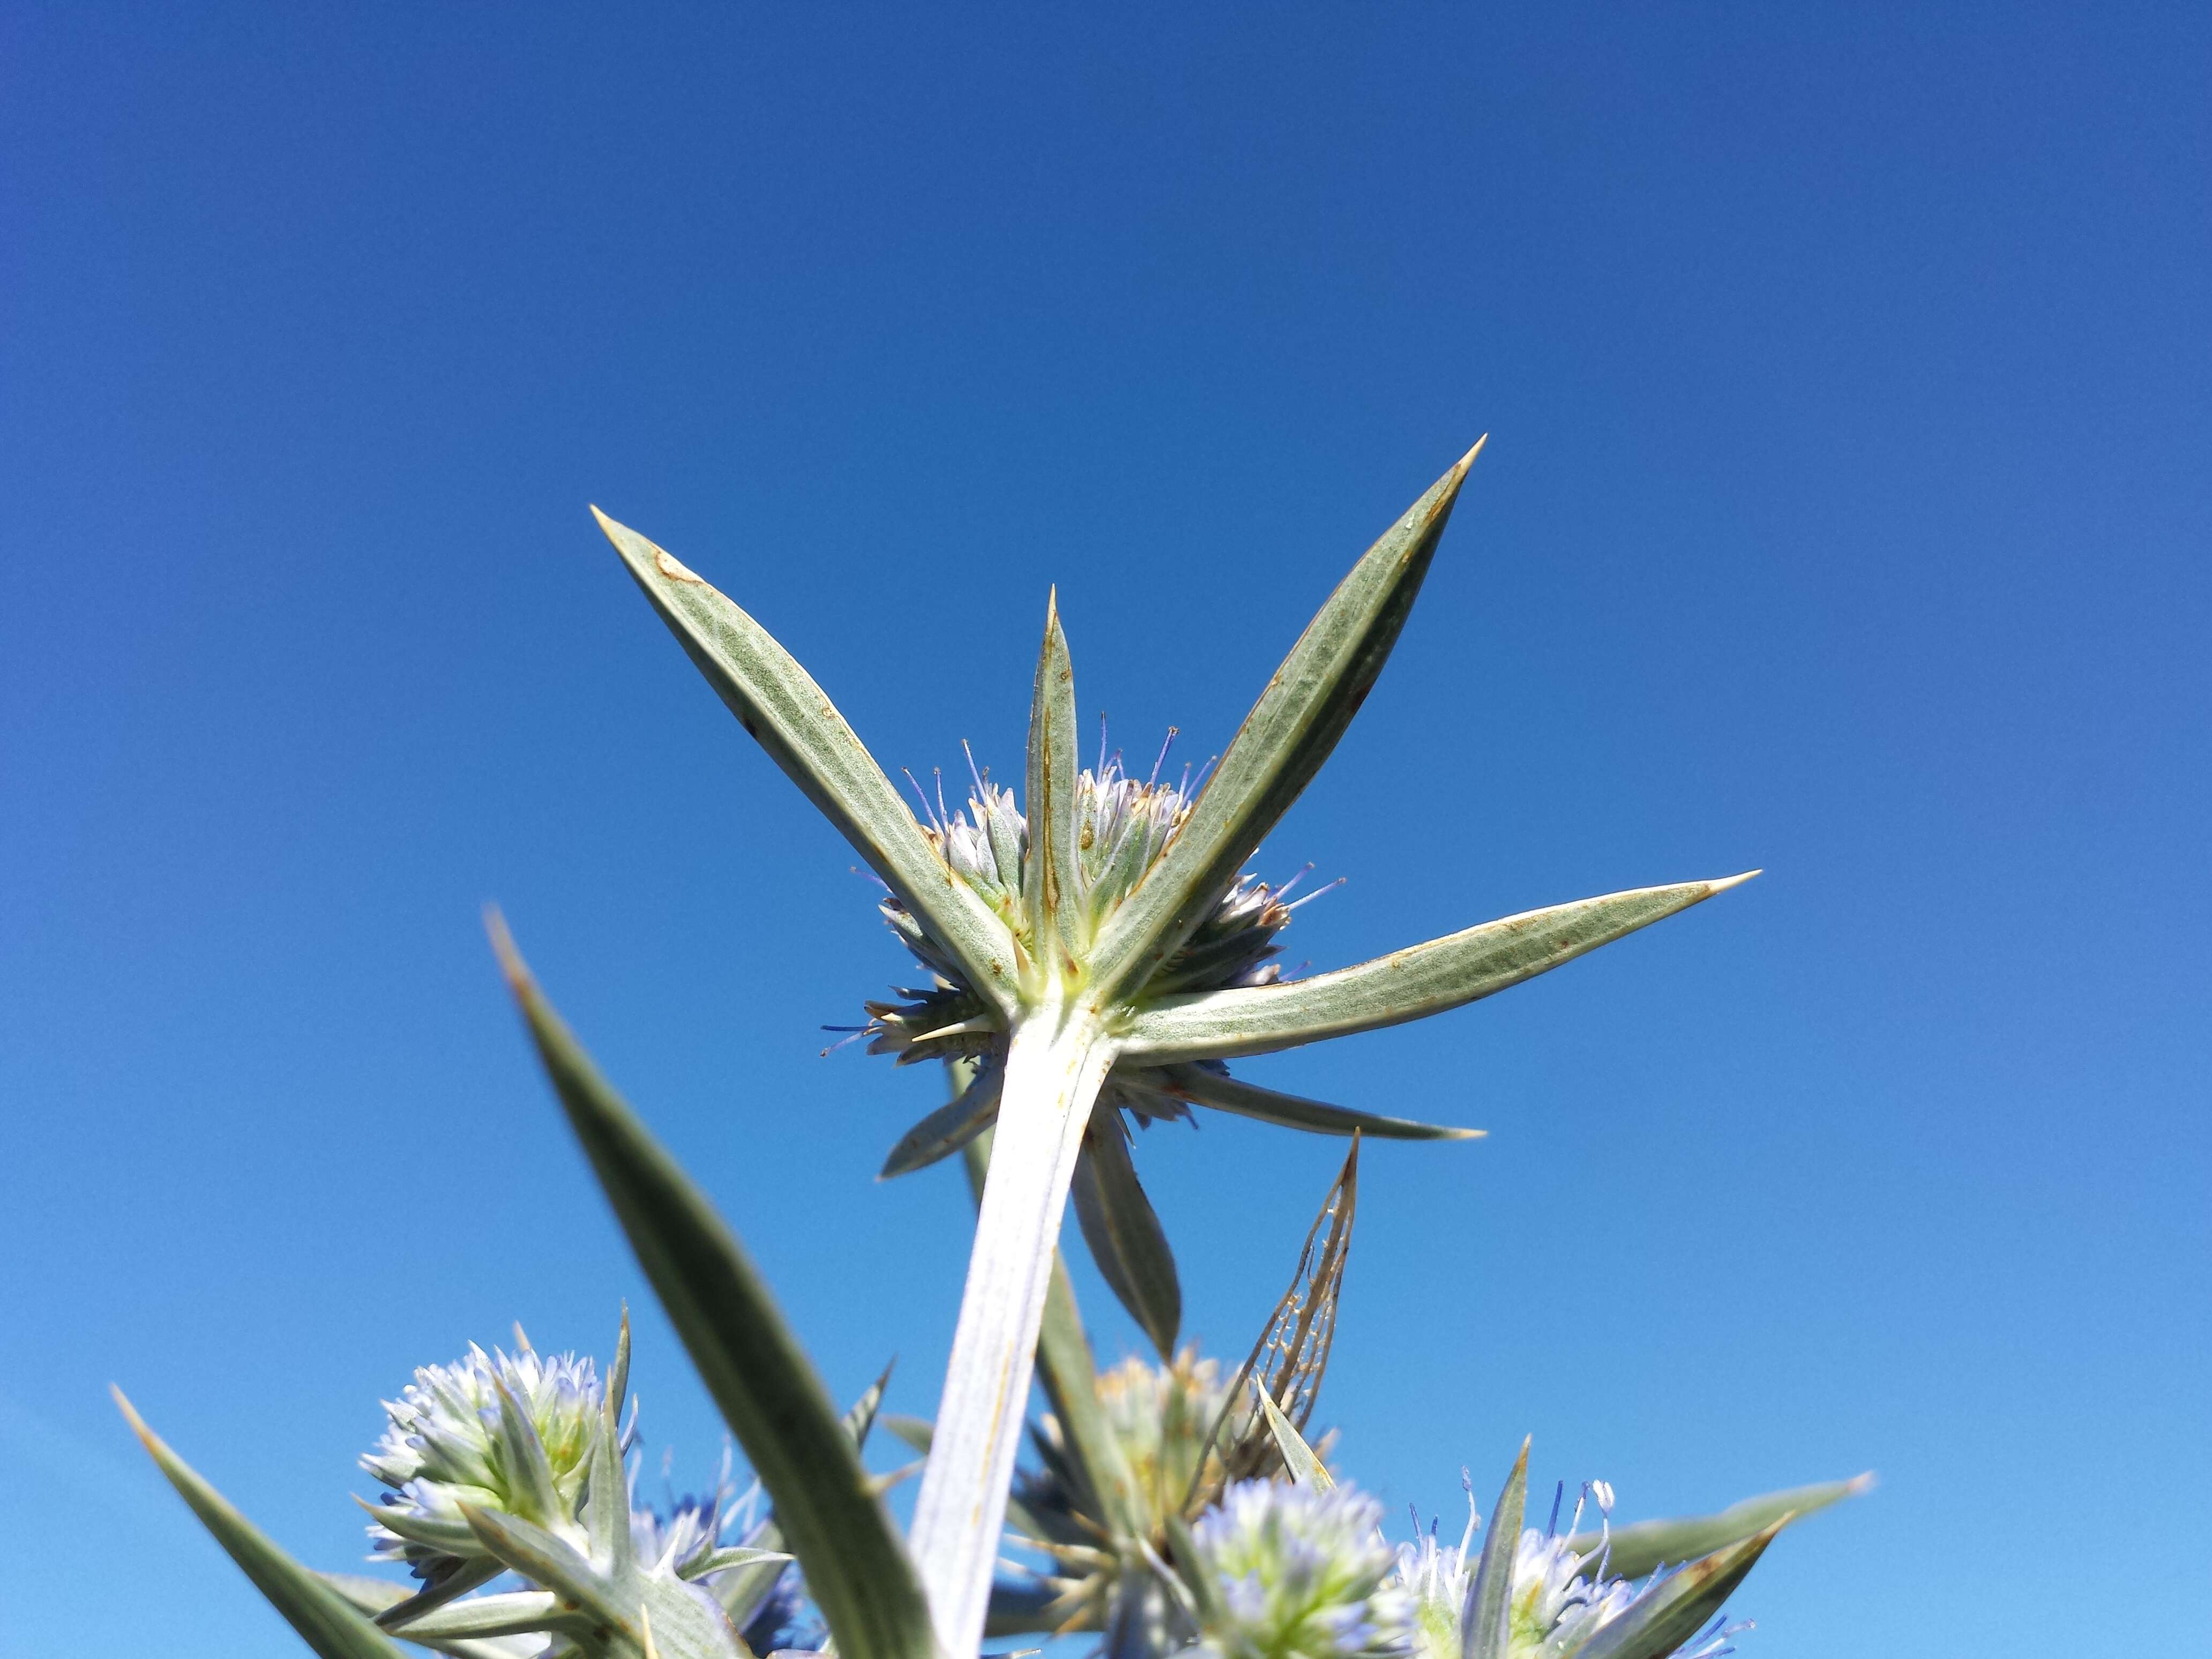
3 6 2206 1656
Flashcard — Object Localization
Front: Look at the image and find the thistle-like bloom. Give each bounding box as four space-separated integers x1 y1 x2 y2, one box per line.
1186 1480 1412 1659
1395 1480 1748 1659
362 1344 610 1581
593 443 1756 1656
632 1470 812 1655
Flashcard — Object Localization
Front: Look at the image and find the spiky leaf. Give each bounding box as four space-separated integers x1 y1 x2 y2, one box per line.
594 508 1019 1013
1070 1122 1182 1358
1570 1475 1870 1581
1142 1062 1481 1140
1086 445 1482 1003
1572 1520 1787 1659
114 1390 411 1659
1460 1442 1528 1659
491 917 936 1659
1122 877 1754 1063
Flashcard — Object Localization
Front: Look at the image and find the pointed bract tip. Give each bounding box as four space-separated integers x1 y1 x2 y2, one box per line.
1847 1470 1879 1495
1458 435 1489 472
1708 869 1763 894
483 905 530 992
640 1606 661 1659
110 1385 154 1446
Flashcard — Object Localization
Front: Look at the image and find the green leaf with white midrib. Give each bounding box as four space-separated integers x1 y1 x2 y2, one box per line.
1026 590 1083 969
1252 1386 1332 1491
1139 1062 1481 1140
1567 1475 1869 1582
1068 1124 1181 1359
492 918 937 1659
114 1391 413 1659
1460 1441 1528 1659
1120 877 1753 1063
593 508 1019 1015
321 1578 539 1659
1571 1519 1788 1659
1085 445 1481 1006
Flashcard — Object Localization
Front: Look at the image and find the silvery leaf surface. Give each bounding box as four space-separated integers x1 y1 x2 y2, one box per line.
1140 1062 1480 1141
1070 1126 1182 1359
1568 1474 1870 1582
1251 1387 1331 1491
683 1546 794 1582
492 917 936 1659
1026 590 1083 966
1460 1443 1529 1659
1085 445 1481 1003
1571 1520 1787 1659
594 509 1019 1014
320 1581 543 1659
372 1591 562 1641
1120 876 1754 1063
113 1390 411 1659
457 1506 623 1628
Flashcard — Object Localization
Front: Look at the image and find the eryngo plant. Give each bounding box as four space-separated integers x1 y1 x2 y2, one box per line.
113 446 1859 1659
587 443 1753 1655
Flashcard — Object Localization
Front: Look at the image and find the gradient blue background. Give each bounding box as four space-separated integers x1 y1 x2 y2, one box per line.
4 6 2206 1655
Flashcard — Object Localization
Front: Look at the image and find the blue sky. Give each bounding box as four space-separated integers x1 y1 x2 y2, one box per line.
2 5 2206 1655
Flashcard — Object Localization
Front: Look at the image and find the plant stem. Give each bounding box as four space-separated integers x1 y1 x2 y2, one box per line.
909 1000 1112 1657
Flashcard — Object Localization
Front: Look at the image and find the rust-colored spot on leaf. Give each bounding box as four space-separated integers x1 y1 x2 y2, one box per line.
654 549 705 584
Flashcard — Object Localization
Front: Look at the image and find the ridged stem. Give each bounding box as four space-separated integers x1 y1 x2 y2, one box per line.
909 999 1112 1657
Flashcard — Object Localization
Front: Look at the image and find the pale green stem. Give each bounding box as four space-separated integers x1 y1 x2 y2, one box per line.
908 998 1112 1657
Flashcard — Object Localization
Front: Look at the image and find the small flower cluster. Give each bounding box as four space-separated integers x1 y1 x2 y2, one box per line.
864 743 1310 1070
362 1343 612 1581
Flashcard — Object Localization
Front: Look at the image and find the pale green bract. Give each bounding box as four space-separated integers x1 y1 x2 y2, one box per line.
113 446 1857 1659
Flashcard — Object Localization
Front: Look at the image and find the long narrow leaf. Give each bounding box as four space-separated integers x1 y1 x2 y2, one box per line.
1026 589 1083 965
1069 1123 1182 1358
593 508 1019 1014
1087 445 1482 1002
1460 1442 1528 1659
1122 876 1755 1064
490 917 936 1659
1568 1475 1870 1581
113 1389 412 1659
1572 1519 1787 1659
880 1053 1004 1178
1143 1062 1481 1141
320 1578 542 1659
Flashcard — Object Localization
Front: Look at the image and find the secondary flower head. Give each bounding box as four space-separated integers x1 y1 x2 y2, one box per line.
1189 1479 1413 1659
361 1344 609 1580
631 1460 811 1655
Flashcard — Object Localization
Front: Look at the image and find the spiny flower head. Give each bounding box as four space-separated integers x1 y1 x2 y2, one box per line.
1188 1479 1412 1659
631 1460 810 1654
865 740 1308 1068
361 1344 609 1579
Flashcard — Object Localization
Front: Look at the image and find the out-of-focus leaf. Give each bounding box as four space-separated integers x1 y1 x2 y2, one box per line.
1122 877 1755 1063
1569 1474 1870 1581
1025 589 1083 963
1460 1441 1528 1659
593 508 1019 1014
377 1592 562 1641
985 1578 1067 1636
683 1547 794 1581
491 916 936 1659
1572 1519 1788 1659
881 1054 1004 1178
319 1578 542 1659
113 1390 410 1659
1188 1136 1358 1512
1087 445 1483 1002
1070 1120 1182 1359
1143 1062 1482 1140
1252 1387 1332 1491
